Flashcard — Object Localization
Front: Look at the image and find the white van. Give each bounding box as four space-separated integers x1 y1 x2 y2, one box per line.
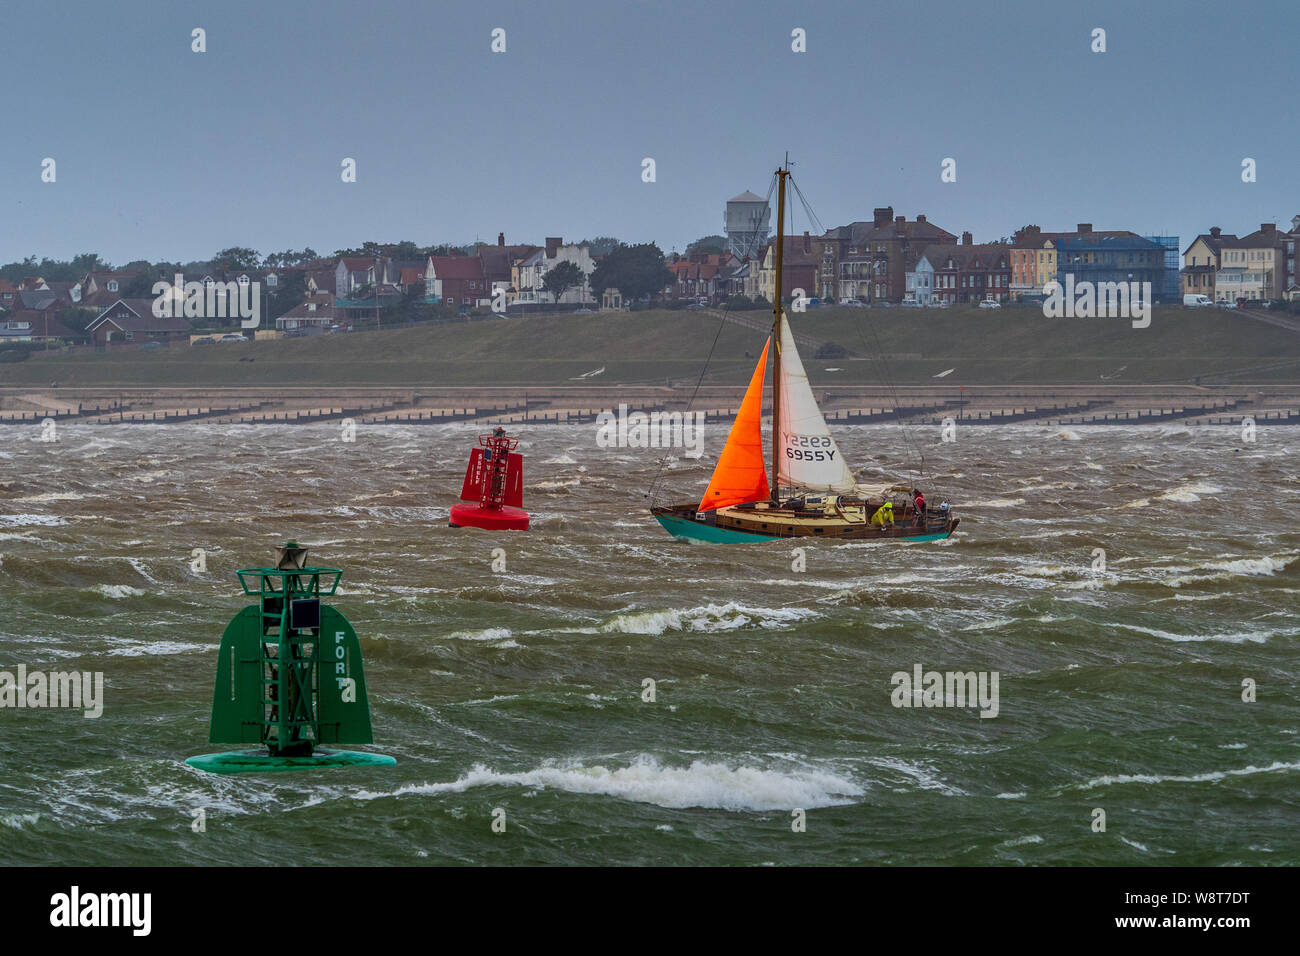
1183 294 1212 307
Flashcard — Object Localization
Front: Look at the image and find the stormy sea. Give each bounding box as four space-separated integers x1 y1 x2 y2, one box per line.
1 421 1296 865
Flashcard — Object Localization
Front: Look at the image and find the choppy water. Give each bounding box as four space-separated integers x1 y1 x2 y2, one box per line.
1 421 1297 865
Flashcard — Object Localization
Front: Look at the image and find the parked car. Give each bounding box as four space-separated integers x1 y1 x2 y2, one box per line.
191 337 215 347
137 341 162 351
978 299 1002 309
1216 299 1238 309
574 307 594 314
220 333 248 342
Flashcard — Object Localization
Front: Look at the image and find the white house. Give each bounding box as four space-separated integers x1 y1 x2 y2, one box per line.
906 256 935 306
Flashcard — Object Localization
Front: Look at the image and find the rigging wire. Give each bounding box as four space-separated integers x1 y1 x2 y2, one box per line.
788 169 927 483
646 171 779 501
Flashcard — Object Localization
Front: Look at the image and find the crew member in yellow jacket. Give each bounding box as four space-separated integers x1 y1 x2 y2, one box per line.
870 501 894 527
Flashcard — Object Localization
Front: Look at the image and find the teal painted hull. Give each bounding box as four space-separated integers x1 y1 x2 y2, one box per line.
654 511 777 542
653 510 954 544
185 749 396 775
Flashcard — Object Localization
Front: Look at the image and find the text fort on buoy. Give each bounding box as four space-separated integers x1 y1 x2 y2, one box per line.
449 426 530 530
185 542 395 774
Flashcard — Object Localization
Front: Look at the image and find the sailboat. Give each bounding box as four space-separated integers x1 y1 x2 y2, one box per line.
651 163 959 543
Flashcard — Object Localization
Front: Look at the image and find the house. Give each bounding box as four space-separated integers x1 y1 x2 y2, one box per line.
540 237 596 304
757 233 820 303
75 270 142 310
1010 224 1148 300
1180 227 1237 301
0 310 76 342
918 237 1011 305
477 233 541 301
396 263 427 293
907 256 935 305
1054 231 1165 298
303 260 339 295
668 252 740 303
507 238 594 305
85 299 191 346
425 256 487 308
275 293 336 331
1208 224 1286 303
0 279 17 312
336 258 380 297
1286 215 1300 300
819 210 957 303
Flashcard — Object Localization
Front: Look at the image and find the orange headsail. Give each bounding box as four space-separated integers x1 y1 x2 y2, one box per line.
697 337 771 511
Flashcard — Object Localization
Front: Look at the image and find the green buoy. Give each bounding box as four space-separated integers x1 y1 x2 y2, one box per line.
186 542 395 775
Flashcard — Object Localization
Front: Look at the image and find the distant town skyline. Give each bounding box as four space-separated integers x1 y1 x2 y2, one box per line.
2 0 1297 265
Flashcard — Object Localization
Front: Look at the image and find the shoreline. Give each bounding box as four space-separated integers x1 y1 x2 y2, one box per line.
2 383 1297 427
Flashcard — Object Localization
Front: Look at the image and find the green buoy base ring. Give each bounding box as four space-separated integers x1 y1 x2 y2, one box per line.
185 749 396 775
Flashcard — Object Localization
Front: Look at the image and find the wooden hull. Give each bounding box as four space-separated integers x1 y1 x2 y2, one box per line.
651 503 959 543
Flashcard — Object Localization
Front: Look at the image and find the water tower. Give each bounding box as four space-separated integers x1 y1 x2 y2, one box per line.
725 190 771 259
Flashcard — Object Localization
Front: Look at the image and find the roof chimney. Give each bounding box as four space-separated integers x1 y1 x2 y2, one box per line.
873 206 894 228
1210 226 1221 238
917 214 927 223
498 232 505 246
803 231 810 253
895 215 905 224
1262 222 1276 233
546 237 562 258
962 231 973 245
1077 223 1093 235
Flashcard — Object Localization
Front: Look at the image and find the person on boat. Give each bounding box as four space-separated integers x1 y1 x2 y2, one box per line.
870 501 894 528
912 488 926 526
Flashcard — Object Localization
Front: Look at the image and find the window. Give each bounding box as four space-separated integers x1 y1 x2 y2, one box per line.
107 280 118 292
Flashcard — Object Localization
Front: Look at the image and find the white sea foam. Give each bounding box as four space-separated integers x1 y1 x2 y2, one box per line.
105 639 210 657
1155 482 1223 503
355 755 863 811
91 584 146 599
1111 622 1285 644
0 812 40 829
1000 834 1043 847
445 627 518 647
1162 553 1296 588
1077 760 1300 789
0 513 68 527
598 602 818 635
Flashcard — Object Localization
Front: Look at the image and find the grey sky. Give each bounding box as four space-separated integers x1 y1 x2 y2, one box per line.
2 0 1295 265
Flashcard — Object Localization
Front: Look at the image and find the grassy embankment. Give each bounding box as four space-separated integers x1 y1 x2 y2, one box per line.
2 305 1298 388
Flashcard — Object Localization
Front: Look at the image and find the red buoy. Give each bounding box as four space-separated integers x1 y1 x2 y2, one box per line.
449 427 530 531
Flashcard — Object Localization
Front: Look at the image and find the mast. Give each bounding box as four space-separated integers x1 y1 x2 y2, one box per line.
771 161 788 503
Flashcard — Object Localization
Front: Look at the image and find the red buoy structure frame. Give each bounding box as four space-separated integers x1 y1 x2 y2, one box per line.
449 428 530 530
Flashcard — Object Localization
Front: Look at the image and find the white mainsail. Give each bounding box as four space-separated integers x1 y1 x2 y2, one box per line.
775 316 858 494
